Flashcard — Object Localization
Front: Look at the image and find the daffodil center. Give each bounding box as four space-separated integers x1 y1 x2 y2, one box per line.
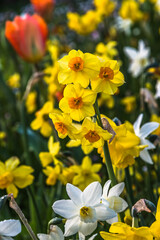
68 97 83 109
99 67 114 80
0 172 14 188
68 57 84 72
82 169 90 177
85 130 100 143
80 206 96 223
54 122 67 135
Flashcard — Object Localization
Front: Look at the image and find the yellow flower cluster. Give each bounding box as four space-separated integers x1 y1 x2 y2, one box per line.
67 0 116 35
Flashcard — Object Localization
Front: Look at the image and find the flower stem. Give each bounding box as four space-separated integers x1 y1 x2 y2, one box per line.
94 99 117 186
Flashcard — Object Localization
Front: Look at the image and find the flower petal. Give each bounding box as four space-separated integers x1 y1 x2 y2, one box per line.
140 122 159 138
64 216 80 237
140 150 153 164
108 182 125 197
133 114 143 136
0 220 21 236
82 182 102 206
106 214 118 224
95 205 116 221
52 200 79 219
79 221 97 236
66 183 83 207
102 180 111 198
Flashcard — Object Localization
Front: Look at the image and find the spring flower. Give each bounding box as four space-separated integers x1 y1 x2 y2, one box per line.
79 118 112 148
39 136 60 167
106 118 145 168
121 96 136 113
60 166 76 185
150 197 160 238
7 73 20 89
0 220 21 240
133 114 159 164
98 93 114 109
49 112 80 139
58 50 100 88
5 14 48 63
119 0 143 22
100 222 153 240
94 0 116 17
53 182 116 237
115 16 132 35
25 91 37 114
31 101 54 137
59 84 96 122
91 60 124 95
43 164 61 185
67 11 101 35
71 156 102 190
124 40 150 77
95 41 118 60
31 0 55 20
0 157 34 197
101 180 128 224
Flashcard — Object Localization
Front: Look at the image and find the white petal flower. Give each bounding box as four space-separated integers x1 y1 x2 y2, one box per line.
101 180 128 224
52 182 116 237
155 80 160 99
133 113 159 164
124 40 150 77
0 220 21 240
37 226 64 240
79 232 97 240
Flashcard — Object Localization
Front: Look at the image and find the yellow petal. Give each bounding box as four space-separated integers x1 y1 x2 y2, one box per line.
7 184 18 198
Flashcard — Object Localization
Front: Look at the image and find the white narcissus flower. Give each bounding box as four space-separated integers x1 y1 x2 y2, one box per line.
37 226 64 240
79 232 97 240
124 40 150 77
52 182 116 237
133 113 159 164
0 220 21 240
101 180 128 224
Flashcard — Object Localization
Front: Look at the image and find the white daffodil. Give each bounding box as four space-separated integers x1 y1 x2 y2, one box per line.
133 113 159 164
155 80 160 99
115 17 132 35
124 40 150 77
0 220 21 240
79 232 97 240
52 182 116 237
101 180 128 224
37 225 64 240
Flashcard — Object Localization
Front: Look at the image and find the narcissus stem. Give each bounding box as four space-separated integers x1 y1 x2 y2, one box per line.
94 99 117 186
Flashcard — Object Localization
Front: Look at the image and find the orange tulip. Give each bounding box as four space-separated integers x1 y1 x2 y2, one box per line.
31 0 55 20
5 14 48 63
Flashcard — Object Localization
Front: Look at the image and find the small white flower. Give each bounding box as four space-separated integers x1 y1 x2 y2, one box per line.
101 180 128 224
52 182 116 237
0 220 21 240
79 232 97 240
133 113 159 164
124 40 150 77
155 80 160 99
37 226 64 240
115 16 132 35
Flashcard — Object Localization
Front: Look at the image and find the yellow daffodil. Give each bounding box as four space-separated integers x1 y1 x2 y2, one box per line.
30 101 54 137
71 156 102 190
94 0 116 17
119 0 144 22
150 197 160 239
58 50 100 88
67 11 102 35
151 114 160 136
43 165 61 185
59 83 97 122
25 91 37 114
39 136 60 167
78 118 112 148
0 157 34 198
121 96 136 113
7 73 20 89
0 131 6 147
91 59 124 95
95 41 118 60
60 166 76 185
66 139 94 154
102 117 145 168
49 112 80 139
100 222 153 240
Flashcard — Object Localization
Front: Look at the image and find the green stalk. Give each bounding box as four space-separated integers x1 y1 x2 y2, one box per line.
94 99 117 186
125 167 134 206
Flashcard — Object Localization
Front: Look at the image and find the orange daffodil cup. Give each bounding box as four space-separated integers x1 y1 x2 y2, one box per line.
5 14 48 63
